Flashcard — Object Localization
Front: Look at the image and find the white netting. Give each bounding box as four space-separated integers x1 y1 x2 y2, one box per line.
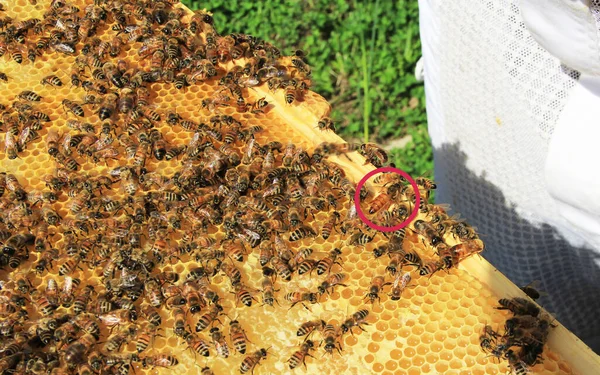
419 0 600 351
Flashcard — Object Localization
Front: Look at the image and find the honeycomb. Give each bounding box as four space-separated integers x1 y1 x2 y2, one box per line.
0 1 596 375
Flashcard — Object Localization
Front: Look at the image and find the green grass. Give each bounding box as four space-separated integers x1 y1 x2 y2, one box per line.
182 0 431 178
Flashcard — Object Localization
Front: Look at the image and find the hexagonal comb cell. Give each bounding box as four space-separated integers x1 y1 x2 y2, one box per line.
0 1 584 375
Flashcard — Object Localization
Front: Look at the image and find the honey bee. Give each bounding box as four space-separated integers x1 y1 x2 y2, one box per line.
389 272 411 301
240 348 268 374
318 273 348 295
285 289 318 309
31 110 50 123
165 145 185 161
5 132 19 160
315 248 342 275
184 332 210 357
18 90 42 101
7 43 24 63
174 73 189 90
217 239 244 263
369 192 394 215
296 258 316 275
286 246 311 271
179 281 205 314
419 260 442 277
479 325 499 355
293 320 324 340
190 10 214 33
98 307 135 327
231 283 256 307
219 261 241 286
98 93 118 120
62 99 85 117
284 85 299 104
413 219 444 247
497 297 540 317
260 270 278 307
74 133 97 156
281 142 295 167
505 349 529 375
298 196 326 215
0 72 7 81
364 276 390 304
65 120 94 133
58 276 78 307
16 126 39 151
105 328 136 352
40 75 63 86
505 316 549 342
58 254 82 276
229 319 249 354
384 251 405 276
519 281 542 301
73 285 94 315
519 343 545 367
347 231 374 246
118 168 138 196
288 225 316 241
440 239 484 265
64 333 97 363
35 248 58 274
11 271 32 294
210 327 230 358
144 278 163 308
317 116 335 132
101 62 124 89
202 92 231 112
45 130 61 157
340 309 370 335
5 115 20 137
137 104 161 122
54 319 79 346
451 221 478 241
54 152 79 171
141 354 179 368
357 143 388 167
196 304 224 332
166 307 186 338
312 141 359 162
416 176 436 193
271 256 292 281
321 323 343 355
245 97 268 114
3 233 35 254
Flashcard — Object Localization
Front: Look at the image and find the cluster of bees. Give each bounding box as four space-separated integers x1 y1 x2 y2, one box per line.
1 90 51 161
480 297 554 375
0 0 491 374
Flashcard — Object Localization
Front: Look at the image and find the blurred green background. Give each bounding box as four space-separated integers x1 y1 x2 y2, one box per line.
182 0 433 178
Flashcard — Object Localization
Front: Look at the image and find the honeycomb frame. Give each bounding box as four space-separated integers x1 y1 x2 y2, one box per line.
0 1 597 375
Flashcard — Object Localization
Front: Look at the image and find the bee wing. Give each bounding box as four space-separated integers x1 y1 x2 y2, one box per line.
189 131 202 149
92 134 112 151
62 276 73 293
5 131 15 149
245 137 255 159
62 133 71 151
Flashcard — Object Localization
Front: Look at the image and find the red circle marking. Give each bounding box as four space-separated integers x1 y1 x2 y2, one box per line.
353 167 421 232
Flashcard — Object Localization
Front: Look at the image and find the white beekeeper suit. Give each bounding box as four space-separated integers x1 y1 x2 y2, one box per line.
418 0 600 351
